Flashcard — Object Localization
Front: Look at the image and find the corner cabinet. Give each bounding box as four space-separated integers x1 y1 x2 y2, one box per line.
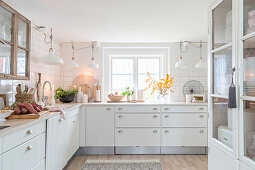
0 1 31 80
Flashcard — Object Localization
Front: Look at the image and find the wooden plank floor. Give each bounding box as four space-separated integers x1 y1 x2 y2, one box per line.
65 155 208 170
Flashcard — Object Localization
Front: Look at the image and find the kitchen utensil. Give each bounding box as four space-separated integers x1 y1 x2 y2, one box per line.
183 80 204 96
23 85 28 94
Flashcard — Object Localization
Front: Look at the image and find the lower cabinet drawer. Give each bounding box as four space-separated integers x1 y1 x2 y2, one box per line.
115 114 160 127
162 128 207 146
2 133 46 170
31 159 45 170
162 113 207 127
115 128 161 146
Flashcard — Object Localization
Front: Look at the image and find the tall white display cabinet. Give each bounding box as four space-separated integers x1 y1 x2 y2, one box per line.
208 0 239 169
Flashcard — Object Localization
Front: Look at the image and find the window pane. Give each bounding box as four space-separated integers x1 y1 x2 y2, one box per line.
213 48 232 95
17 48 27 76
18 19 27 48
244 0 255 35
0 6 12 42
0 43 11 74
212 0 232 49
138 58 159 74
244 36 255 96
112 58 133 74
112 75 133 91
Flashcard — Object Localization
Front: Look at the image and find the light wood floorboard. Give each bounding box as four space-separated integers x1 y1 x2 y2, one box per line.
64 155 208 170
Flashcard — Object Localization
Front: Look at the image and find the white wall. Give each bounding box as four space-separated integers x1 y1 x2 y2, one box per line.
60 42 208 102
0 26 62 106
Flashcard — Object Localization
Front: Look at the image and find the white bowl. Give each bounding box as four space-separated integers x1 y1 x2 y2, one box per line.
0 110 13 122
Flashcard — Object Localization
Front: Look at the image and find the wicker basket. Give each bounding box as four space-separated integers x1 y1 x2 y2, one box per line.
15 94 35 103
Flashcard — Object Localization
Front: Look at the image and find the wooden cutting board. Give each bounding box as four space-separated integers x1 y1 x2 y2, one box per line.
6 111 48 120
107 100 144 103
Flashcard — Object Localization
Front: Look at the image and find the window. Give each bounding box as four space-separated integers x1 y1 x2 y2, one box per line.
110 56 161 93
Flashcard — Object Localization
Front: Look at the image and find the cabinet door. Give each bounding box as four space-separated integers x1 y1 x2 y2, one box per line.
115 114 160 127
86 106 114 146
239 161 253 170
66 115 79 161
46 115 66 170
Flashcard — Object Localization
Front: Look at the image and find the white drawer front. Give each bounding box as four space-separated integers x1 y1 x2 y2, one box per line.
3 121 46 153
2 133 45 170
65 107 79 119
162 106 207 112
162 113 207 127
162 128 207 146
115 106 160 113
31 159 45 170
116 114 160 127
115 128 161 146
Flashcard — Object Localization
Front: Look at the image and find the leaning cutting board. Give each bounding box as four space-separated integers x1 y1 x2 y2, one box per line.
6 111 48 120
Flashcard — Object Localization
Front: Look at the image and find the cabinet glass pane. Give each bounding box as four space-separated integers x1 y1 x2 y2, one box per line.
0 43 11 74
244 0 255 35
212 97 233 149
18 19 27 48
0 6 12 42
243 36 255 96
213 48 232 95
243 100 255 161
17 48 27 76
112 58 133 74
212 0 232 49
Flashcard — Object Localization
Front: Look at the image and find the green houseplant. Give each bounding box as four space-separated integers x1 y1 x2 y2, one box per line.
55 87 78 103
122 87 134 101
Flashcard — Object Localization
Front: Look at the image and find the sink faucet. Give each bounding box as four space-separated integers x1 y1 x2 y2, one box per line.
42 81 52 106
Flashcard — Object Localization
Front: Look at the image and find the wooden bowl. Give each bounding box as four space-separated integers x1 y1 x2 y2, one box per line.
108 95 124 101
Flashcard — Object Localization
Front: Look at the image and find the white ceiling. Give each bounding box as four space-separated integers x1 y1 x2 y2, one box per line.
4 0 210 42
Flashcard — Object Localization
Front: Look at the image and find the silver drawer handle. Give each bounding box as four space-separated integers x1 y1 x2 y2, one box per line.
199 108 204 111
118 115 123 118
153 108 158 111
153 115 158 118
26 145 32 151
107 108 112 111
153 130 158 133
73 120 76 123
26 130 32 135
164 108 169 111
118 130 123 133
200 130 204 133
165 115 169 118
59 118 63 122
164 130 169 133
118 108 123 111
199 115 204 118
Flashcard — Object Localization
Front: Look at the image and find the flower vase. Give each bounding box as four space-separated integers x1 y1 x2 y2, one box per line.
127 95 131 101
157 90 167 103
248 135 255 160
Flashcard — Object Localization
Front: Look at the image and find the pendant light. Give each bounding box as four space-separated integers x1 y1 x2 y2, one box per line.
175 42 187 69
70 42 79 68
39 28 64 65
88 41 99 69
195 41 206 69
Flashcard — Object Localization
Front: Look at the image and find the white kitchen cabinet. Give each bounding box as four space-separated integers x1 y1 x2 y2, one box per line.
162 113 207 127
86 106 114 146
115 128 161 146
162 128 207 146
115 106 161 113
239 161 253 170
2 133 45 170
115 113 160 127
162 105 207 113
31 159 45 170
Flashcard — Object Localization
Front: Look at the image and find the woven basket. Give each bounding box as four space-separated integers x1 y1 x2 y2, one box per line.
15 94 35 103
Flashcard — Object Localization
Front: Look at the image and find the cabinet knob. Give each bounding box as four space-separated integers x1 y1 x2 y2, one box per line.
26 145 33 151
118 108 123 111
165 115 169 118
153 108 158 111
118 130 123 133
164 130 169 133
199 115 204 118
73 120 76 123
107 108 112 111
26 130 32 135
59 118 63 122
199 108 204 111
200 130 204 133
164 108 169 111
118 115 123 118
153 115 158 118
153 130 158 133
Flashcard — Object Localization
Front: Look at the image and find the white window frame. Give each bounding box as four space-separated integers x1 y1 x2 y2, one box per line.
109 55 163 93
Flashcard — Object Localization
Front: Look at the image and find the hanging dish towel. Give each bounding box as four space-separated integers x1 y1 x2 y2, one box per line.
49 107 66 120
228 67 237 108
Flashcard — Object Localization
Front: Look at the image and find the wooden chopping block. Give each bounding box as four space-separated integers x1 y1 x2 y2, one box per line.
6 111 48 120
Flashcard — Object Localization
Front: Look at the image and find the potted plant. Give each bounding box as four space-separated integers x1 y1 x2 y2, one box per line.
55 87 78 103
122 87 134 101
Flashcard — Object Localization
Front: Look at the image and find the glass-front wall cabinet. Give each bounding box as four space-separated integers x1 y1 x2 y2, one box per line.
210 0 234 150
0 1 30 79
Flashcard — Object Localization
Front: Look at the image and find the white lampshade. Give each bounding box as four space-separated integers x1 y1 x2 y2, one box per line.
39 49 64 65
175 56 187 69
70 59 79 68
195 59 206 69
88 58 99 69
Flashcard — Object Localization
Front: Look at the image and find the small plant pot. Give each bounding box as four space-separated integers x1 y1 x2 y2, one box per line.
127 95 131 101
59 94 75 103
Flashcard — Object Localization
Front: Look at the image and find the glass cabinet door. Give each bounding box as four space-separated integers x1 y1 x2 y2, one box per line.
212 0 232 49
243 0 255 36
0 5 12 42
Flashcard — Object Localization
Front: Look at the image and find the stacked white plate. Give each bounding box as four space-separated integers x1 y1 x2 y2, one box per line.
244 57 255 96
247 10 255 34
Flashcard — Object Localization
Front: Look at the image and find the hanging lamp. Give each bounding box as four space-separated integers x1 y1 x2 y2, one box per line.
175 42 187 69
39 28 64 65
88 41 99 69
195 41 206 69
70 42 79 68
